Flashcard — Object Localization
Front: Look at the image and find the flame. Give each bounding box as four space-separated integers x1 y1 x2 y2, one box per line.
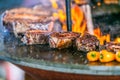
97 2 101 6
71 5 87 34
94 27 110 45
74 0 87 4
50 1 120 45
52 9 66 31
50 0 58 9
93 27 101 39
114 37 120 43
104 0 118 4
74 0 81 4
51 0 86 32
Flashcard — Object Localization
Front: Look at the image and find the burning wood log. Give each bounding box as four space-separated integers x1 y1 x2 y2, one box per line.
80 4 94 35
73 0 93 34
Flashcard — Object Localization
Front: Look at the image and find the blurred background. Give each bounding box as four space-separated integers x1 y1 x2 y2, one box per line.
0 0 120 80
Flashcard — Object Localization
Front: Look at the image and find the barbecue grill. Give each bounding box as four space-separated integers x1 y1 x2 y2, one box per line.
1 0 120 80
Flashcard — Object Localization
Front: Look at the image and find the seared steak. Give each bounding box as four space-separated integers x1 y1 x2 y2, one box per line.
76 33 99 52
105 42 120 52
2 7 54 37
49 32 80 49
21 30 50 45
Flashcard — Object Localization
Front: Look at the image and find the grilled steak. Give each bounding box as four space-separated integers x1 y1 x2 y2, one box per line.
105 42 120 52
2 7 56 37
49 32 80 49
21 30 50 45
76 33 100 52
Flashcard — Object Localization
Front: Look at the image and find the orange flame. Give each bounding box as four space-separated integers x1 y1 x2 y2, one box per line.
94 27 101 39
71 5 86 34
94 27 110 45
51 1 120 45
114 37 120 43
51 1 86 32
74 0 87 4
104 0 118 4
50 0 58 9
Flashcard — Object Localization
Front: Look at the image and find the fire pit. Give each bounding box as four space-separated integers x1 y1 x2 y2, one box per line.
1 0 120 80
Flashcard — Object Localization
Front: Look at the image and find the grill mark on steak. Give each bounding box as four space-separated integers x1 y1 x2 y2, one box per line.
2 7 54 37
21 30 50 45
105 42 120 52
76 33 100 52
49 32 80 49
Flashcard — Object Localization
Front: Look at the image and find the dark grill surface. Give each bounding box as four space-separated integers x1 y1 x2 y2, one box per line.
1 2 120 80
3 33 87 64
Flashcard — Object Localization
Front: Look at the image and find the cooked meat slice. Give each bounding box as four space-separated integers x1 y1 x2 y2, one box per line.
76 33 100 52
3 7 52 23
21 30 50 45
2 7 55 37
49 32 80 49
105 42 120 52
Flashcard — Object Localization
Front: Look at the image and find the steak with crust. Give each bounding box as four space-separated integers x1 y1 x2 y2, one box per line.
21 30 50 45
49 32 80 49
2 7 55 37
76 33 100 52
105 42 120 52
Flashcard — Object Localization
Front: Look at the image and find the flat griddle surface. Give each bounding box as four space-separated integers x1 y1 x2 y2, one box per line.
1 13 120 76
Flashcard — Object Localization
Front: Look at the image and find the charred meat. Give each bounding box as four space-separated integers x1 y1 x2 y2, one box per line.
76 33 100 52
2 7 54 36
49 32 80 49
21 30 50 45
105 42 120 52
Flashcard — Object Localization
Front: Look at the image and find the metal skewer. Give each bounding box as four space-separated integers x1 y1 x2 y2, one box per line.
65 0 72 31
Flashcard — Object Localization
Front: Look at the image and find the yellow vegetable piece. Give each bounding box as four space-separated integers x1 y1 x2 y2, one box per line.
87 51 100 61
99 50 115 62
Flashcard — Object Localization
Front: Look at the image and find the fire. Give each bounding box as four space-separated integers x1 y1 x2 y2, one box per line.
115 37 120 43
51 0 119 45
71 5 87 34
74 0 87 4
53 5 87 33
104 0 119 4
50 0 58 9
53 9 66 30
94 27 110 45
51 0 86 33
